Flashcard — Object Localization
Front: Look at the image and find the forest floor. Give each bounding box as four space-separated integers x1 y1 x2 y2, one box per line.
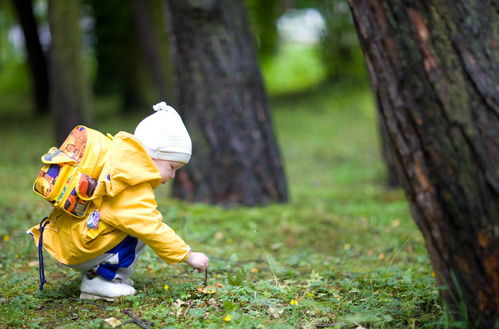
0 83 444 328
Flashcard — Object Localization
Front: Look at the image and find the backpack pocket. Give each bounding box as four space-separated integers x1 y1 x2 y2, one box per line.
33 148 77 203
60 172 99 218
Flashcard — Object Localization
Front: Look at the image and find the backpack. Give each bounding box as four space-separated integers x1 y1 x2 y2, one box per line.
33 126 113 290
33 125 112 218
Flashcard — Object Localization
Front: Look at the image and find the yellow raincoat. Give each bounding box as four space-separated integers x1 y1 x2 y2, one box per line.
28 132 191 265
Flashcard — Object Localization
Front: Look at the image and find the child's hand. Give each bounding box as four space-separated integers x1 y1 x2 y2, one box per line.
185 252 209 272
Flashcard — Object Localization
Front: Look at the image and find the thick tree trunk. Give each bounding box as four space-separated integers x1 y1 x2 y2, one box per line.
48 0 90 143
11 0 49 114
349 0 498 327
167 0 288 206
378 111 400 187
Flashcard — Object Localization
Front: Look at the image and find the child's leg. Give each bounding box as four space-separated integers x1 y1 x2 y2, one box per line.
69 236 145 299
113 240 146 283
70 236 145 282
91 236 145 283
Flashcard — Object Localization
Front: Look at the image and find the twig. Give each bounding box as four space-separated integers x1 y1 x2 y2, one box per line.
118 309 154 329
203 268 208 287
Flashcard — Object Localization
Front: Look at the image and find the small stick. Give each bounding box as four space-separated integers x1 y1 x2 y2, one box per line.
117 309 154 329
203 268 208 287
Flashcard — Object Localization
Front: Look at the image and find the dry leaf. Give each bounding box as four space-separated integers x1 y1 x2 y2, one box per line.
196 286 216 294
104 317 122 328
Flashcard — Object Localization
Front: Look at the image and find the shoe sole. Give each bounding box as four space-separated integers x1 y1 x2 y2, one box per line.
79 292 116 302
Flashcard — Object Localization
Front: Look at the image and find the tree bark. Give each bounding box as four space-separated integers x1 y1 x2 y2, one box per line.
349 0 498 327
48 0 90 143
11 0 49 114
167 0 288 206
378 109 400 187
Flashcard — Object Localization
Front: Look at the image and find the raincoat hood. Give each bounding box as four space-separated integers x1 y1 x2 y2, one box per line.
95 132 162 199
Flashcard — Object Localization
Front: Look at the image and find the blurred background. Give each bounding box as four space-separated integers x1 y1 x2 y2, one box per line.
0 0 367 119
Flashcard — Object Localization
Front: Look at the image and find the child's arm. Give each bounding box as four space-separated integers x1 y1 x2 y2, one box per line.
100 182 200 264
185 251 209 272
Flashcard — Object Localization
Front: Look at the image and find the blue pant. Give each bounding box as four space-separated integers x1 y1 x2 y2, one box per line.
69 236 146 281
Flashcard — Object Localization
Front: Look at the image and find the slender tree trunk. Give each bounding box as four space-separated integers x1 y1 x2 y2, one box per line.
246 0 281 60
90 0 146 112
11 0 49 114
349 0 498 327
48 0 90 143
167 0 288 206
131 0 169 101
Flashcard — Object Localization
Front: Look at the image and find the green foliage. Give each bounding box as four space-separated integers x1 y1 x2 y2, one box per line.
246 0 283 60
262 43 328 95
317 0 367 82
0 79 445 328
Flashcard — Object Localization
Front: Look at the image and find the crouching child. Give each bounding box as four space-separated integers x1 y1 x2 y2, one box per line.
28 102 208 300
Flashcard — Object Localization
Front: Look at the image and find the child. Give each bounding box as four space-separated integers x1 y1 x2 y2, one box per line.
28 102 209 300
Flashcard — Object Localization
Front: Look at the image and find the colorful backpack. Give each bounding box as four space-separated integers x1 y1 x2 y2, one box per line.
33 125 112 218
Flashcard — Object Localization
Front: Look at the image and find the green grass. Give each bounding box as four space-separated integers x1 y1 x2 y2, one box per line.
0 82 443 328
0 42 443 328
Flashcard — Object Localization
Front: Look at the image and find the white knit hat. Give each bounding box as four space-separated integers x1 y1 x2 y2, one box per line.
134 102 192 163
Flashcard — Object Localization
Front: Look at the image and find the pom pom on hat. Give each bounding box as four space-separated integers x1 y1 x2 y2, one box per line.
134 101 192 163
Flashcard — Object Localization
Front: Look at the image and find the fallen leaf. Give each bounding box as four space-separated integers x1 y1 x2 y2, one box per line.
104 317 122 328
268 306 283 318
28 261 39 267
215 283 224 288
196 286 216 294
391 219 401 228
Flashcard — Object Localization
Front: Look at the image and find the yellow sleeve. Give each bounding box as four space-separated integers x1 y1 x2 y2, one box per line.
99 182 191 264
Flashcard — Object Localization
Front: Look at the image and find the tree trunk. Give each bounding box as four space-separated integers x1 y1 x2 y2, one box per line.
319 0 359 81
377 110 400 187
48 0 90 143
131 0 169 101
349 0 498 327
90 0 146 112
246 0 282 61
166 0 288 206
11 0 49 115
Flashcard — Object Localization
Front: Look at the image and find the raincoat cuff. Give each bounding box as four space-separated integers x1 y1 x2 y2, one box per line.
179 247 192 263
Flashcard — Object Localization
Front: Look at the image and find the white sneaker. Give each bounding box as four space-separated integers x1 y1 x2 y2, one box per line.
116 278 135 286
80 275 136 301
80 271 134 286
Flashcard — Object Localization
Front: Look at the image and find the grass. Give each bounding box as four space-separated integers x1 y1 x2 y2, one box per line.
0 43 443 328
0 81 443 328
